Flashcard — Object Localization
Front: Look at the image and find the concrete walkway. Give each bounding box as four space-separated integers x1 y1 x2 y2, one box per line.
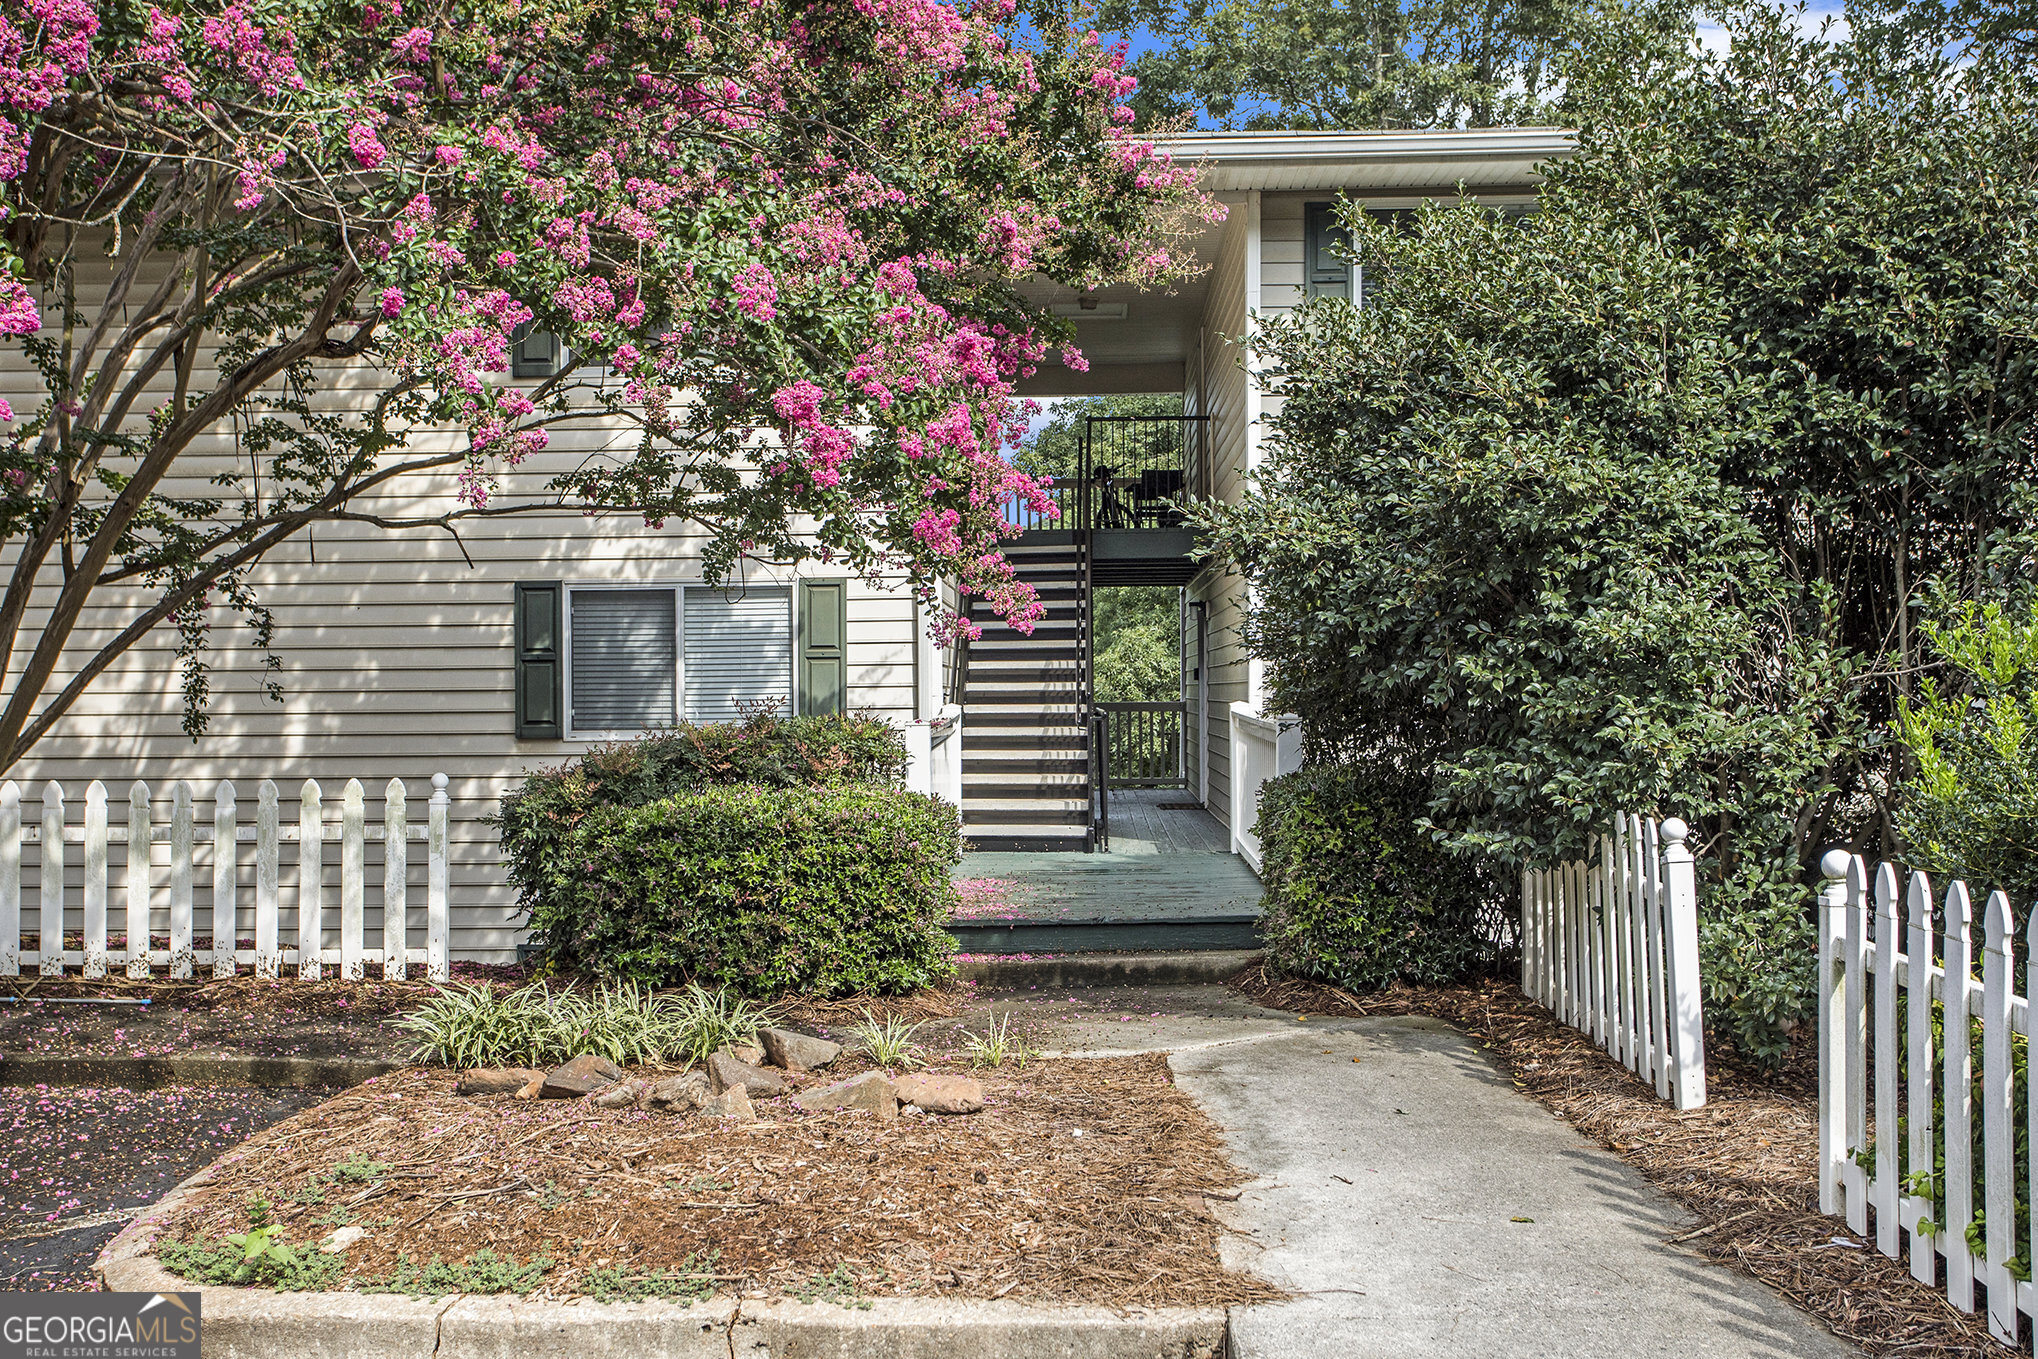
1007 984 1859 1359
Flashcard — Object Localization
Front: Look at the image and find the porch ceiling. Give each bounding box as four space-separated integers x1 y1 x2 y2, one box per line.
1014 127 1577 394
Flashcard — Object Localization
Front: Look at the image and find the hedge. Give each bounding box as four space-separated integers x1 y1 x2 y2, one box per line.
525 783 960 996
498 713 909 916
1256 762 1506 991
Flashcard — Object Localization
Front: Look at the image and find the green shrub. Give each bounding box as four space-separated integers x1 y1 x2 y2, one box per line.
528 783 960 996
1894 599 2038 915
394 980 774 1067
498 713 909 916
1255 762 1508 992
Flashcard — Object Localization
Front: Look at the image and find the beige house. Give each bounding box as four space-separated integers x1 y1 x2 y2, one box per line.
4 127 1570 962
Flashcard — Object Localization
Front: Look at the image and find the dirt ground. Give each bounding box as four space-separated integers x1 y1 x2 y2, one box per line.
1231 967 2002 1359
150 1052 1279 1310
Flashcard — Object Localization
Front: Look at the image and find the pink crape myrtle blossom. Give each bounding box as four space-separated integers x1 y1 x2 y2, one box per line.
0 0 1218 739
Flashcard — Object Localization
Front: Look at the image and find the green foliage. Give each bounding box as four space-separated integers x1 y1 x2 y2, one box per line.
499 713 909 919
1094 618 1181 703
581 1255 721 1303
962 1012 1035 1068
1204 4 2038 1060
1895 600 2038 911
850 1012 929 1069
1695 863 1820 1068
1255 762 1509 992
527 784 960 996
793 1263 875 1309
1112 0 1596 131
360 1251 555 1298
395 980 771 1068
158 1227 342 1292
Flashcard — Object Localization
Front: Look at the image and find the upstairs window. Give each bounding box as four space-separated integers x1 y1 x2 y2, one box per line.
1304 201 1354 301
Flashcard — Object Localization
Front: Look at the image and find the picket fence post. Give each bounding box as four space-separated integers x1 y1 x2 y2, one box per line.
82 781 107 979
0 782 18 976
428 772 450 983
212 781 237 977
255 781 280 979
1658 819 1706 1111
39 782 62 976
168 782 193 978
126 783 150 978
298 779 323 980
384 778 408 981
340 778 366 981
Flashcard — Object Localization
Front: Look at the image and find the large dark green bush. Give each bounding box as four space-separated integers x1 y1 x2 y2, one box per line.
498 713 909 914
1255 763 1509 991
526 783 960 996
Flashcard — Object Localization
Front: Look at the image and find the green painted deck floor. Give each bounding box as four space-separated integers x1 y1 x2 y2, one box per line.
952 791 1264 952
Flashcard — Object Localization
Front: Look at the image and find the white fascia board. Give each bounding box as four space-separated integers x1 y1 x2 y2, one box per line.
1158 128 1578 165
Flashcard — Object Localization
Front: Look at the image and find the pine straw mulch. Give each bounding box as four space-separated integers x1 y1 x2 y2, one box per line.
1230 964 2000 1359
148 1052 1281 1311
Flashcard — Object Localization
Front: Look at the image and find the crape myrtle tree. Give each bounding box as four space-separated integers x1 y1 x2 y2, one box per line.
0 0 1215 770
1204 2 2038 1058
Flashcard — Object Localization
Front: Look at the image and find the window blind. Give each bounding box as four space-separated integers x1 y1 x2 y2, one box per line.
684 587 793 722
569 589 675 732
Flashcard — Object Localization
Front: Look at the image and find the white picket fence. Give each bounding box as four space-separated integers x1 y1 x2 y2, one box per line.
2 775 450 982
1818 851 2038 1347
1520 814 1707 1109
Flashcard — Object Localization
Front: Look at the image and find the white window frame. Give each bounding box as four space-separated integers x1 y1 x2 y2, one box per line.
561 581 795 740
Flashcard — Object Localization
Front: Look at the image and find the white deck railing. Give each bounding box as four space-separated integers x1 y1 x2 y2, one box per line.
1 775 450 982
1228 704 1301 875
903 704 964 807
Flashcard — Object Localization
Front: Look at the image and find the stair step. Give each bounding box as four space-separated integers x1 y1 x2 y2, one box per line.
963 757 1090 774
963 807 1090 826
963 830 1092 852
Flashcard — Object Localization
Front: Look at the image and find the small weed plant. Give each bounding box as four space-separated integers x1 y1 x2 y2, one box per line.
360 1250 554 1297
962 1012 1034 1068
581 1252 721 1303
793 1262 873 1310
397 981 774 1068
158 1226 342 1292
850 1012 926 1070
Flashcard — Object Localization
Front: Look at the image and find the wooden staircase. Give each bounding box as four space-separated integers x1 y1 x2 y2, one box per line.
959 538 1092 851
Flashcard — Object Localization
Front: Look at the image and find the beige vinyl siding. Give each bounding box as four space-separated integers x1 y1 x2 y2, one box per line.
1260 196 1307 317
2 255 925 961
1189 204 1255 837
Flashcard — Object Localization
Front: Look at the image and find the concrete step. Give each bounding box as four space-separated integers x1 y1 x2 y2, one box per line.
962 756 1091 775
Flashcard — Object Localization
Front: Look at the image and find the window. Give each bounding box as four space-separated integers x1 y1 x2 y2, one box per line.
554 585 795 737
1304 201 1353 301
1305 203 1419 306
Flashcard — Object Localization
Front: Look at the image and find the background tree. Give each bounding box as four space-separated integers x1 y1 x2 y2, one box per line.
1106 0 1691 130
1205 0 2038 1056
0 0 1210 771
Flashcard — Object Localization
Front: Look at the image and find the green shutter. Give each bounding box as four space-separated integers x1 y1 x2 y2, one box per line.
514 581 563 739
796 579 848 716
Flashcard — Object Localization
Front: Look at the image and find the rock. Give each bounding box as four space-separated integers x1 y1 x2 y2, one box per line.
540 1054 624 1099
793 1070 898 1121
892 1073 985 1115
514 1074 545 1100
320 1225 367 1254
702 1084 755 1123
730 1040 767 1065
759 1027 842 1074
647 1070 713 1112
591 1078 649 1110
455 1067 544 1096
708 1049 789 1099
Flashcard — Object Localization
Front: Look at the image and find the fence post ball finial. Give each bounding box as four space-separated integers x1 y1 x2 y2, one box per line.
1661 817 1689 846
1820 848 1852 882
432 772 449 792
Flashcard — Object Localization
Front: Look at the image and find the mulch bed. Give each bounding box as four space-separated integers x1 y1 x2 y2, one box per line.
149 1052 1279 1310
1230 964 2000 1359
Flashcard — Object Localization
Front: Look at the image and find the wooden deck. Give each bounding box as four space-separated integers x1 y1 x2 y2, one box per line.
952 793 1263 953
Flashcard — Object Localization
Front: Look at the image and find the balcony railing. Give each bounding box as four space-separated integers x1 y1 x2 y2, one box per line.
1097 700 1186 788
1080 416 1205 533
